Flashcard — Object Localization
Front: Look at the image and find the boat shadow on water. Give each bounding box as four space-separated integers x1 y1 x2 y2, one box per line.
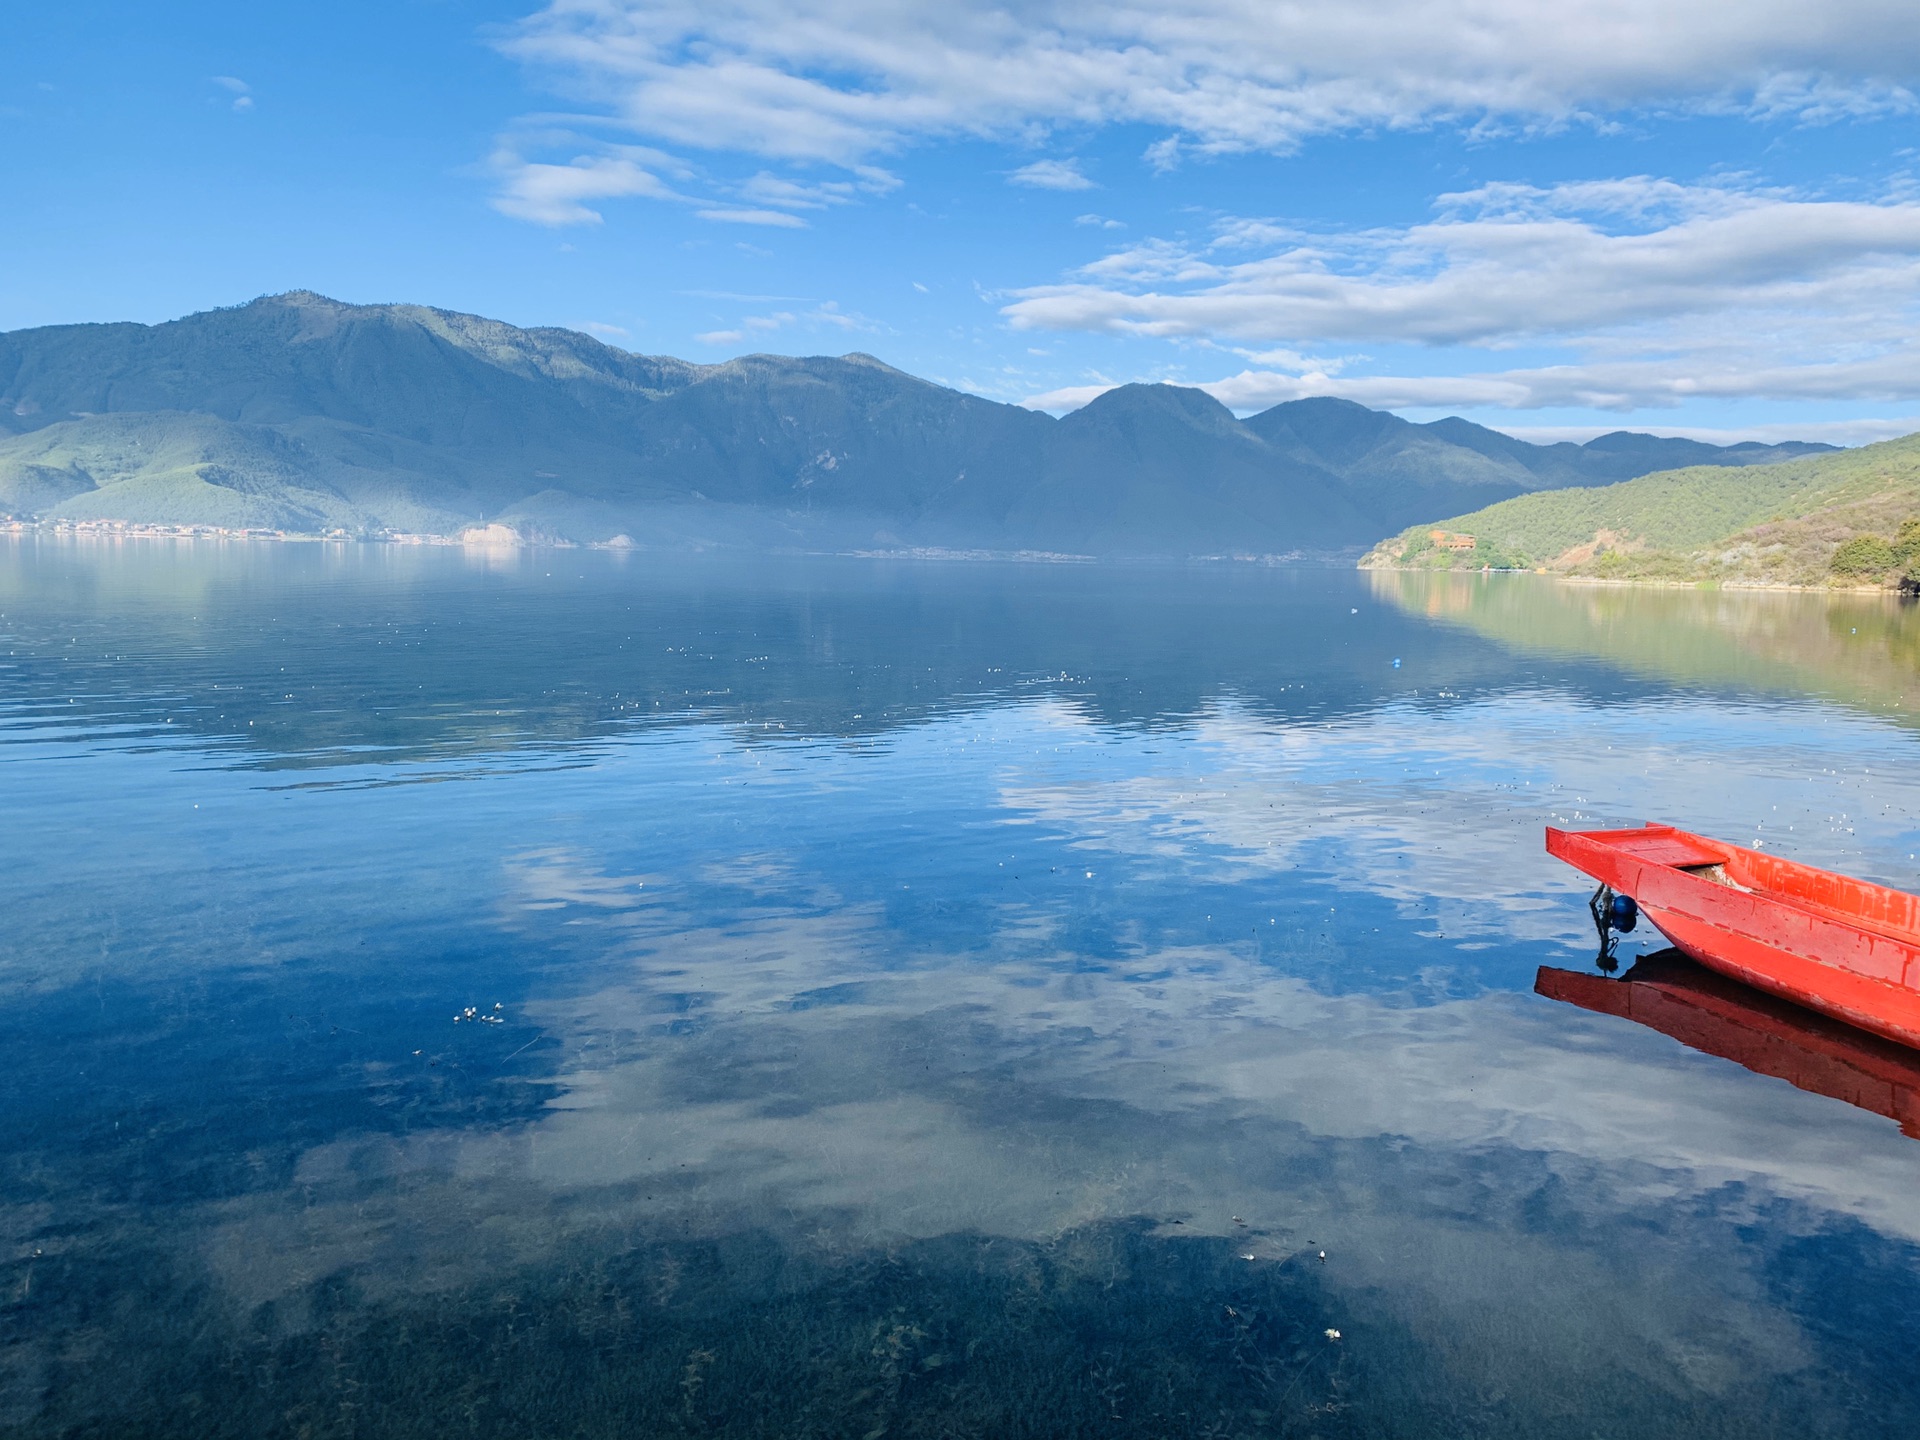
1537 949 1920 1139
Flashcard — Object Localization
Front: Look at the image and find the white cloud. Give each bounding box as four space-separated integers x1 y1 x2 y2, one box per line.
501 0 1920 165
1075 213 1125 229
695 329 746 344
1009 177 1920 411
807 301 865 330
1008 179 1920 346
1027 353 1920 417
1499 418 1920 446
490 148 681 224
1021 383 1118 413
575 320 630 338
1008 158 1095 190
1186 351 1920 414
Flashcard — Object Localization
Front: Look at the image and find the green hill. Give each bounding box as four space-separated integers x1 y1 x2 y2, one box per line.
1359 432 1920 586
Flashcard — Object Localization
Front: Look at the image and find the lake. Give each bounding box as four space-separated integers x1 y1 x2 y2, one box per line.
4 535 1920 1438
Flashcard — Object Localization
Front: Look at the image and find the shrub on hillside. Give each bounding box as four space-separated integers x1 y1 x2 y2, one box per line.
1477 544 1529 570
1893 518 1920 568
1831 534 1896 576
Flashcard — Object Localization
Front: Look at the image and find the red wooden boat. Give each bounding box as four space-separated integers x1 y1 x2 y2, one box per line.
1546 823 1920 1051
1536 951 1920 1138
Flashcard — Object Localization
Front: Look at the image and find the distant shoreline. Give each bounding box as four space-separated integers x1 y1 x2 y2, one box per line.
0 519 1347 567
1358 560 1903 595
1 517 624 550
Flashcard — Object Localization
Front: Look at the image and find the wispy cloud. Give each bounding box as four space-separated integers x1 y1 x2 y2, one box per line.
693 300 878 350
737 167 899 209
486 127 899 229
490 145 683 225
490 135 875 229
695 206 810 227
737 173 846 210
1008 158 1094 190
211 75 252 112
500 0 1920 166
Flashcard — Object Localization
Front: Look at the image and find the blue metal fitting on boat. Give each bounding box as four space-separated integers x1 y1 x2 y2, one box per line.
1607 893 1638 933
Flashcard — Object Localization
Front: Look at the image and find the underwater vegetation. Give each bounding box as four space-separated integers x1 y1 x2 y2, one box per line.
8 1221 1370 1439
9 1212 1920 1440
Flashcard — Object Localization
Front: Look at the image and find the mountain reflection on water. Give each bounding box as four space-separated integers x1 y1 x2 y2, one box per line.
5 537 1920 1438
1372 567 1920 730
2 537 1664 766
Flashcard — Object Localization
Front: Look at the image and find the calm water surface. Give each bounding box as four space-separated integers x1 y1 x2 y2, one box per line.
5 537 1920 1438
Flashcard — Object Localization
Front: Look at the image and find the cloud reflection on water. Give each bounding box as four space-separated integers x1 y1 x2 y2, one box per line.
10 547 1920 1434
181 823 1920 1420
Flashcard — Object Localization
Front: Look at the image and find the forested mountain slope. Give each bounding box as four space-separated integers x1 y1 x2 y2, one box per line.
0 293 1830 554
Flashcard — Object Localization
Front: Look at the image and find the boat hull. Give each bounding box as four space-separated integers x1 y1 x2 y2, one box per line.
1547 825 1920 1051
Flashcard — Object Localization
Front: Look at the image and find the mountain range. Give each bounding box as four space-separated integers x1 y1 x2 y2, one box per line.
0 292 1833 554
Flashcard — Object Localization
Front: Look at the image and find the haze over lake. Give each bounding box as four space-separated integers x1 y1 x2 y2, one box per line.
5 536 1920 1437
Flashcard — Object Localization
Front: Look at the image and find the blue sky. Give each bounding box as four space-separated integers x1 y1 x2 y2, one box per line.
5 0 1920 443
